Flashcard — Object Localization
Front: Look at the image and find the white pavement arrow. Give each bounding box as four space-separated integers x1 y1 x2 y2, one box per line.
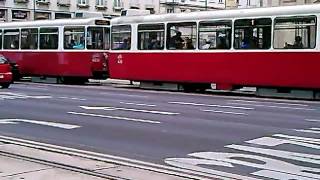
0 119 80 130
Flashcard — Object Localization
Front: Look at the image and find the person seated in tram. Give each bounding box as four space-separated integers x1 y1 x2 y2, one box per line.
119 38 130 50
240 38 250 49
148 36 160 50
285 36 303 49
217 37 228 49
185 37 194 49
73 37 85 49
201 40 211 50
169 31 184 49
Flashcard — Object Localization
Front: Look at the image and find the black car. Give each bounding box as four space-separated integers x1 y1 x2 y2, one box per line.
0 55 21 81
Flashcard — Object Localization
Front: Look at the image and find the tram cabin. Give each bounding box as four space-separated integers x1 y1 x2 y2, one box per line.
0 18 110 83
109 5 320 93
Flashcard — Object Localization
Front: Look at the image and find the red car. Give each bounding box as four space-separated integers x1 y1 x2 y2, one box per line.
0 55 13 88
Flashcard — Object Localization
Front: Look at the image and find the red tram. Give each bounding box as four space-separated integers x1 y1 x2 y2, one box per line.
0 18 110 83
109 5 320 97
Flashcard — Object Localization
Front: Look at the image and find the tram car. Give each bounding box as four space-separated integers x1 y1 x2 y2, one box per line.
109 5 320 97
0 18 110 83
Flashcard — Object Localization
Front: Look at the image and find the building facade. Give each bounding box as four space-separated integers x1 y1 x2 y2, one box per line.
159 0 226 13
0 0 159 22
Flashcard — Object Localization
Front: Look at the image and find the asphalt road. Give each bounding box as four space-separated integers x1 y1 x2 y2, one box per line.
0 82 319 180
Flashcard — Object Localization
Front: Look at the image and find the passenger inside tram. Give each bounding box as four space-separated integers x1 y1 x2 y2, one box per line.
284 36 303 49
169 31 184 49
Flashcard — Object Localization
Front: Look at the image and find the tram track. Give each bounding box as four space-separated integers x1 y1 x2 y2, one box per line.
0 135 221 180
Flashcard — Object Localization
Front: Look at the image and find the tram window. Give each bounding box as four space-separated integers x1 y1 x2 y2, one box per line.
111 25 131 50
274 16 316 49
234 18 271 49
64 27 85 50
3 29 20 50
21 28 38 49
40 28 58 49
0 30 2 49
87 27 110 50
138 24 164 50
199 21 232 50
167 22 196 50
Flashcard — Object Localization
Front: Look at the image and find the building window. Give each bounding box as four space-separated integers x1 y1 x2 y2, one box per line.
167 8 174 13
234 18 272 49
3 29 20 49
55 13 72 19
40 28 59 49
274 16 316 49
199 20 232 50
167 22 197 50
111 25 131 50
78 0 88 5
35 12 51 20
64 27 85 49
96 0 105 6
138 24 165 50
21 28 38 49
0 9 6 22
114 0 123 7
12 10 29 21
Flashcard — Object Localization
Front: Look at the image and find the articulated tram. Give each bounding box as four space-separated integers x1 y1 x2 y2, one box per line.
0 18 110 83
109 5 320 97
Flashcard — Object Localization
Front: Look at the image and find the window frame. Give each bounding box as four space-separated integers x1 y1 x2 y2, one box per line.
233 17 272 50
39 27 59 50
20 28 39 50
137 23 165 50
111 25 132 50
3 28 20 50
86 26 110 50
273 15 317 50
63 26 86 50
166 21 197 50
198 20 232 50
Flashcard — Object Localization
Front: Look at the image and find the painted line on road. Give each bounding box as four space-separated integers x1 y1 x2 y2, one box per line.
294 128 320 134
80 106 179 115
0 119 80 129
68 111 161 124
227 102 315 111
273 134 320 144
168 101 254 110
305 119 320 122
100 92 148 98
58 96 87 101
201 109 248 116
119 101 157 107
229 99 309 107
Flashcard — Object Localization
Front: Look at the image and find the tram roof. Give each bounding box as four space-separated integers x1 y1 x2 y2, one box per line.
0 18 110 29
111 4 320 25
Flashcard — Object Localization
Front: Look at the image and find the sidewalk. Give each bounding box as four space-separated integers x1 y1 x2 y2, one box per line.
0 141 187 180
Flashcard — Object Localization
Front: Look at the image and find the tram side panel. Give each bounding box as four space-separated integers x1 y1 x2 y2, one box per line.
108 51 320 90
1 51 108 80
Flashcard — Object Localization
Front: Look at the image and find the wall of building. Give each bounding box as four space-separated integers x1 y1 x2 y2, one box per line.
0 0 159 22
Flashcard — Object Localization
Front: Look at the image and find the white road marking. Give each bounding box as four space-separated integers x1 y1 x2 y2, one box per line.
201 109 248 116
294 128 320 134
168 101 254 110
68 111 161 124
229 99 309 107
273 134 320 143
305 119 320 122
0 92 51 100
100 92 148 98
226 144 320 165
80 106 179 115
0 119 80 129
119 102 156 107
227 102 315 111
59 96 86 101
192 151 320 180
